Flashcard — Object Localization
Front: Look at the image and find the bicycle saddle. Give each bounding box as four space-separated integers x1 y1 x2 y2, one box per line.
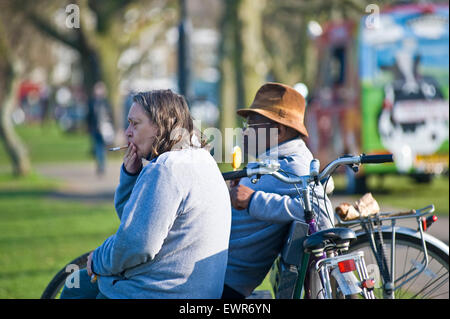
303 228 356 256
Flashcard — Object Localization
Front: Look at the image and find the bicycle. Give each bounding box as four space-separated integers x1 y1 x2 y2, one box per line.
221 153 448 299
41 154 449 299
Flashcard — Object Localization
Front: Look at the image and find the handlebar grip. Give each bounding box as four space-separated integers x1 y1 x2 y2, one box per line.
360 154 394 164
222 169 248 180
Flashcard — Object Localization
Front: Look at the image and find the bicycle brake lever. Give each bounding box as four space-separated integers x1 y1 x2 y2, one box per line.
247 160 280 178
251 174 261 184
339 154 360 173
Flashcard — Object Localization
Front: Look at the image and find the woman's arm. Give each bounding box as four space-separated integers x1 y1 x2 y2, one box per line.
114 164 140 220
114 143 143 220
92 163 184 276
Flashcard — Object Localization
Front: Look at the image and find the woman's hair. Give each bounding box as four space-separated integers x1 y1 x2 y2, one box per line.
132 89 208 160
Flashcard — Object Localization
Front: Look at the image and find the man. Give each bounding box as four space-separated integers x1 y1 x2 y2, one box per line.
222 82 333 299
61 89 231 299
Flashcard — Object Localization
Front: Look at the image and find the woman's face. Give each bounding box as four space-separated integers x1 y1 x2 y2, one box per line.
125 102 159 159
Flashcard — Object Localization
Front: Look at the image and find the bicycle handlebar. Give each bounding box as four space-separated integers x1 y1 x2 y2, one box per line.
222 153 394 184
222 170 248 180
360 154 393 164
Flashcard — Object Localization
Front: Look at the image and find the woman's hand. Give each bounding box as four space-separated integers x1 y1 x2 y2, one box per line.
124 143 142 174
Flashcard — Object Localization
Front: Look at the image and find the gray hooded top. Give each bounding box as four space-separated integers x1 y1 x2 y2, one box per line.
92 147 231 298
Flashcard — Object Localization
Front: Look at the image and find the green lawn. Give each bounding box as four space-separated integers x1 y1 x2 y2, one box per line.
368 175 449 215
0 122 122 166
0 173 119 298
332 174 449 216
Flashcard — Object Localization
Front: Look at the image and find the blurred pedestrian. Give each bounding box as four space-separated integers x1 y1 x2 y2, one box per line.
39 84 51 126
87 82 114 176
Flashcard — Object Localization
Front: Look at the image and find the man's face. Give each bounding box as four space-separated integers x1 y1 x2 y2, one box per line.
125 102 159 159
242 114 279 159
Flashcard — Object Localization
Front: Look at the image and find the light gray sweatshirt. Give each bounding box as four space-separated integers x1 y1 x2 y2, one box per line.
224 138 334 297
92 147 231 298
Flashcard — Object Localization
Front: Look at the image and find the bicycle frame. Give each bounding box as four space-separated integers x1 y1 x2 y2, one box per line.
229 154 395 299
316 251 373 299
225 153 399 298
269 172 375 299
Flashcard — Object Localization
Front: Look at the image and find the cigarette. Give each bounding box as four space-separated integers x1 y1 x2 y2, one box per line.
109 145 128 151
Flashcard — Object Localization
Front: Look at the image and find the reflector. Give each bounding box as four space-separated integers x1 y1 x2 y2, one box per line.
338 259 356 273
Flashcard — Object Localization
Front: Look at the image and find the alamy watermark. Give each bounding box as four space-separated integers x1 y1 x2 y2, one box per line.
65 4 80 29
65 264 80 288
171 120 281 164
365 4 380 29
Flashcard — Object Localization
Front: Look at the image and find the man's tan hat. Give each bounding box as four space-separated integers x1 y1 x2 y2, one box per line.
236 82 308 137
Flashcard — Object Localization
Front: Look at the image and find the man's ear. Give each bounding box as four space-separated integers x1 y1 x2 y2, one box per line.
276 123 287 140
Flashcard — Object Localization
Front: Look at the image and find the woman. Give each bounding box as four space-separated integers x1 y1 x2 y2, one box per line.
61 90 231 299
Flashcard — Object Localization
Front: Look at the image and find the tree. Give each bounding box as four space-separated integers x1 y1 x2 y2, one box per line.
0 0 179 175
218 0 241 134
218 0 268 135
19 0 177 132
0 11 33 176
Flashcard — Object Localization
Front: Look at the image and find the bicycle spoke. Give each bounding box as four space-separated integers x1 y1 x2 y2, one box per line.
417 276 447 299
396 245 411 299
416 270 449 299
350 234 449 299
416 263 446 298
395 247 422 298
396 248 423 291
427 291 450 299
423 280 449 299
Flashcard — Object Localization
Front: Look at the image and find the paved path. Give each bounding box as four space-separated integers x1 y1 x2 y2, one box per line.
36 160 122 203
35 161 449 244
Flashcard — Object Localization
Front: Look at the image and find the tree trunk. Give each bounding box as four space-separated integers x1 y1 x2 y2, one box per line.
25 5 122 136
218 0 241 134
239 0 267 106
0 39 31 176
219 0 268 129
95 34 122 134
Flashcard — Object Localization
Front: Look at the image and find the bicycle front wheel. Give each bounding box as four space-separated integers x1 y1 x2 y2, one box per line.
349 228 449 299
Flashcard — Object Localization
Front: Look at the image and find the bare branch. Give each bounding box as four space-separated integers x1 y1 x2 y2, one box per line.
24 9 79 50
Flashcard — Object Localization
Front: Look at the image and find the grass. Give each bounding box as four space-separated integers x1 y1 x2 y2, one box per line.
332 174 449 215
0 173 119 298
254 273 274 296
0 122 122 166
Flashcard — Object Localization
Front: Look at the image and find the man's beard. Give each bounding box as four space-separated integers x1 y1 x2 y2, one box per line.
243 127 279 162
